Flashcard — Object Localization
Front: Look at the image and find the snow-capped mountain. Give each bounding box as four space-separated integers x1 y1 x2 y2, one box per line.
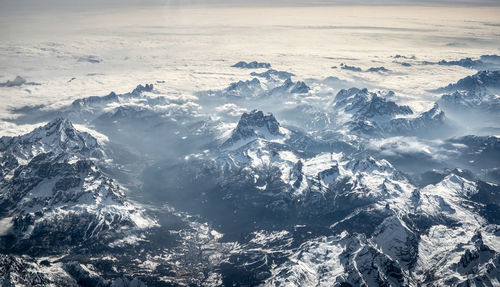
0 118 156 254
1 64 499 286
0 118 102 162
160 108 498 286
270 78 310 94
221 110 287 148
71 84 154 109
206 69 310 99
263 172 500 287
439 90 500 113
436 71 500 123
388 103 451 137
328 88 452 138
179 111 415 224
332 88 413 119
224 78 264 98
426 55 500 70
436 70 500 93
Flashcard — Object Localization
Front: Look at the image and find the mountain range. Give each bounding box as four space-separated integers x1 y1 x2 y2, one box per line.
1 66 499 286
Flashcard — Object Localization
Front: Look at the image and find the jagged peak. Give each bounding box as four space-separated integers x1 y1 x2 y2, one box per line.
346 155 395 173
0 118 101 162
250 69 295 81
71 83 153 107
235 110 282 134
240 111 278 135
31 118 82 138
333 88 413 119
226 78 262 92
431 173 478 198
232 61 271 69
221 110 285 148
290 81 310 94
334 87 369 102
436 70 500 93
44 117 75 131
131 83 154 94
361 94 413 117
421 103 445 119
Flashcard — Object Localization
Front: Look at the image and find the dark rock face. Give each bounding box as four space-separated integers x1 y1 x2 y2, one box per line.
340 63 362 72
236 110 281 136
223 110 283 147
0 254 50 286
0 76 27 87
232 61 272 69
438 57 482 69
224 78 263 97
0 119 154 256
437 70 500 93
71 84 153 108
289 81 310 94
358 94 413 119
333 88 413 119
366 66 391 73
330 88 452 138
251 69 295 81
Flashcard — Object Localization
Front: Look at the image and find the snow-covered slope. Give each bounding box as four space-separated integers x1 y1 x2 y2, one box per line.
0 118 103 166
328 88 452 138
1 67 498 286
0 118 156 253
436 70 500 93
264 172 500 287
436 71 500 123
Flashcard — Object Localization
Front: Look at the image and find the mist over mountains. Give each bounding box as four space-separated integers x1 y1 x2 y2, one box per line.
1 59 499 286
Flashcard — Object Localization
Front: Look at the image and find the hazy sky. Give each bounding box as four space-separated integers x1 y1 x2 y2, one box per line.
2 0 500 12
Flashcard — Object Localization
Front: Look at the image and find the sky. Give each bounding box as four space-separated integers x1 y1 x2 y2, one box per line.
1 0 500 13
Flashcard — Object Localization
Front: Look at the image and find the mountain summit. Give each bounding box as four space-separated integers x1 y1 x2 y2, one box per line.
0 118 102 164
222 110 285 148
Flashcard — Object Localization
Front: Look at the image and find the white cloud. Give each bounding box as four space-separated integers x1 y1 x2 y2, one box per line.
0 5 499 135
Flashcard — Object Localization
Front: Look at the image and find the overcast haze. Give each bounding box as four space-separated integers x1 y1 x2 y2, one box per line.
2 0 500 12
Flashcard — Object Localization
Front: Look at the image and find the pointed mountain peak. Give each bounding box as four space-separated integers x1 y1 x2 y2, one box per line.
44 117 75 131
421 103 445 120
360 93 413 118
132 83 154 94
250 69 295 81
221 110 285 148
1 118 101 162
347 156 394 173
71 84 153 107
37 117 85 141
290 81 310 94
436 70 500 93
332 88 371 110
